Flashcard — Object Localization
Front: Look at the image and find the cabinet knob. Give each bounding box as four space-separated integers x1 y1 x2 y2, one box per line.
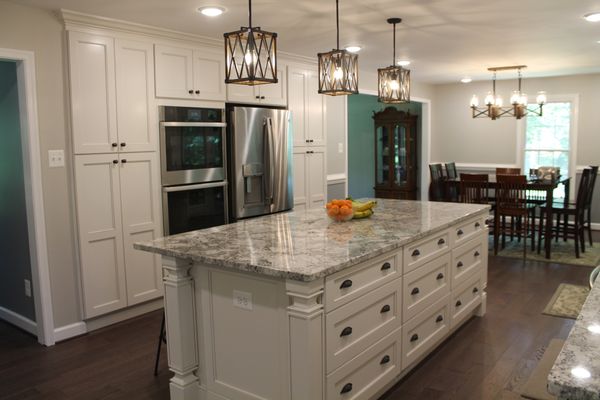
457 229 464 236
339 279 353 290
438 238 445 245
195 90 200 94
261 96 265 99
340 326 353 337
121 159 127 163
309 139 314 143
436 315 444 323
111 142 118 147
380 355 391 365
120 142 126 147
255 95 260 99
475 222 481 228
112 159 118 164
411 249 421 257
457 261 464 268
411 287 420 295
473 287 479 294
474 251 480 257
188 90 194 94
305 139 310 143
380 304 391 313
456 300 462 307
410 334 419 342
381 262 391 271
436 273 444 280
340 383 353 395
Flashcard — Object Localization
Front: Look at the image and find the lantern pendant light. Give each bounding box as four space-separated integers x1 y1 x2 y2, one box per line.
224 0 278 85
317 0 359 96
378 18 410 103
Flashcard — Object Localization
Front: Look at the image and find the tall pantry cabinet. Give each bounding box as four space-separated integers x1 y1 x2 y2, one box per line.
68 31 162 318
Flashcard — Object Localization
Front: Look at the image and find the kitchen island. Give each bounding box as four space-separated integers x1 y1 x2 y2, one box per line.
135 199 490 400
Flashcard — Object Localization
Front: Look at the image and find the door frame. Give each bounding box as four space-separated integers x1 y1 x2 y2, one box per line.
0 48 55 345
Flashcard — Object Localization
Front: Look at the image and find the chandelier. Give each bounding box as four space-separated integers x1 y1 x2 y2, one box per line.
317 0 359 96
378 18 410 103
224 0 278 85
470 66 546 120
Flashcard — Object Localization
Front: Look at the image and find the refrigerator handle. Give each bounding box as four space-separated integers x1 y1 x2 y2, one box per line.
264 117 275 204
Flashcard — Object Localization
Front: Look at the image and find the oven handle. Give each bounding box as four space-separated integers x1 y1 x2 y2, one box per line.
162 181 228 193
160 122 227 128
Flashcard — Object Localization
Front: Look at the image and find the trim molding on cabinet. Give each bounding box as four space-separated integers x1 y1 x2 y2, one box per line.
327 173 347 184
0 306 37 335
54 321 88 342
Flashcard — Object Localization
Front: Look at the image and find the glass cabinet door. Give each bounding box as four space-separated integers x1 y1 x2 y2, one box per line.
393 124 408 186
376 126 390 186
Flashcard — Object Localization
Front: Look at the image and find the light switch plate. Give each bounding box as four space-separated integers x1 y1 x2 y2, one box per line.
233 290 253 311
48 150 65 168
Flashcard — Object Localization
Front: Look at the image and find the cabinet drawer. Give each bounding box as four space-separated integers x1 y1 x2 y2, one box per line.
325 252 400 312
403 253 451 323
404 230 450 274
326 278 402 373
452 215 487 246
402 294 450 370
326 328 401 400
450 273 482 329
451 236 485 289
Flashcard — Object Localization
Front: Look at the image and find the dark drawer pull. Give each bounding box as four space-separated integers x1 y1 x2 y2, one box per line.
436 315 444 323
121 159 127 163
438 238 445 245
111 142 118 147
380 355 391 365
411 249 420 257
261 96 266 99
475 222 481 228
473 287 479 294
380 304 391 313
120 142 126 147
381 262 391 271
436 273 444 280
340 327 353 337
457 261 464 268
339 279 353 289
188 89 193 94
410 334 419 342
456 300 462 307
411 287 420 295
255 95 260 99
340 383 353 394
474 251 480 257
112 159 118 164
195 90 200 94
457 229 464 236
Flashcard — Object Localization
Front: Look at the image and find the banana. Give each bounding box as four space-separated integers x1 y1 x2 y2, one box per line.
351 200 377 212
353 209 374 219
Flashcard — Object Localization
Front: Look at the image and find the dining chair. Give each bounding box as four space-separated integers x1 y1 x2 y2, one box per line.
459 173 489 204
537 168 591 258
445 162 459 201
154 311 167 376
496 167 521 175
494 175 536 258
583 166 598 246
445 162 458 180
429 163 445 201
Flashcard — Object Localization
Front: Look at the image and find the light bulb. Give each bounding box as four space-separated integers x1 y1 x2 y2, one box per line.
510 91 521 105
333 67 344 81
389 79 400 91
244 51 257 65
495 95 503 107
536 91 547 105
470 95 479 107
484 92 494 106
520 93 528 106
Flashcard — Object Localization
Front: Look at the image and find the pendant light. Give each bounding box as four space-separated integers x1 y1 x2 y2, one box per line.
317 0 359 96
224 0 278 85
378 18 410 103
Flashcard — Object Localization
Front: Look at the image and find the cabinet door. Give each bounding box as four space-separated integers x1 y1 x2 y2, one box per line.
74 154 127 318
115 39 157 152
192 48 226 101
154 44 194 99
258 66 287 106
226 81 259 104
308 148 326 209
68 32 117 154
119 152 163 305
288 67 307 146
306 70 326 146
292 148 308 211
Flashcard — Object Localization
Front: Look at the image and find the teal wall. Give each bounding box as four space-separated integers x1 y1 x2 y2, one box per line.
347 94 422 199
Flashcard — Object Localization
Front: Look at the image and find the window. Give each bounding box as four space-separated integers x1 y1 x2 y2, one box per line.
523 101 573 198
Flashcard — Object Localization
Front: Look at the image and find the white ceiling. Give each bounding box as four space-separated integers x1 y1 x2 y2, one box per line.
11 0 600 83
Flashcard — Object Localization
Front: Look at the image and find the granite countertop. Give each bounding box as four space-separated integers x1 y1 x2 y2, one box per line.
134 199 489 282
548 277 600 400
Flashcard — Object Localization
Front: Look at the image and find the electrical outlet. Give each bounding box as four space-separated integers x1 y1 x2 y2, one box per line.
338 142 344 153
233 290 253 311
48 150 65 168
24 279 32 298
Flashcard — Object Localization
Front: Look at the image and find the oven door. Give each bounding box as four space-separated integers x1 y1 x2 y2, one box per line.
160 122 227 186
162 181 228 235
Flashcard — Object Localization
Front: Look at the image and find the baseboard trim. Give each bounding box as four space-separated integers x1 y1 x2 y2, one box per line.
85 297 163 332
54 321 87 342
0 306 37 335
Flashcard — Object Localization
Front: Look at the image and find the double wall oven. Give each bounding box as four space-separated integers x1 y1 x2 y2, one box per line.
159 106 228 235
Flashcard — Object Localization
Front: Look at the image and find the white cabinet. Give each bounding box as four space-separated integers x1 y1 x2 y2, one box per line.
226 66 287 106
155 44 226 101
74 152 162 318
288 67 326 147
293 147 326 211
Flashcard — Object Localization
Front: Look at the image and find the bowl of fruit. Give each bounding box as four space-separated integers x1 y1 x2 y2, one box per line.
325 198 377 222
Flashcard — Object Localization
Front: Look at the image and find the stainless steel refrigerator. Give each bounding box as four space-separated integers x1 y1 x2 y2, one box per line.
227 105 293 220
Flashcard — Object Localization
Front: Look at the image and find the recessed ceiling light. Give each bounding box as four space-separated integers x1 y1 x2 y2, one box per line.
345 46 362 53
461 77 472 83
571 367 592 379
584 12 600 22
198 6 226 17
397 60 411 66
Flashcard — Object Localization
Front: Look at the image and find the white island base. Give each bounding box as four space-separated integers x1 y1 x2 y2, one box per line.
159 212 488 400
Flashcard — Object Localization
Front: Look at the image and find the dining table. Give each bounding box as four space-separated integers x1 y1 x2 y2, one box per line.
447 175 571 259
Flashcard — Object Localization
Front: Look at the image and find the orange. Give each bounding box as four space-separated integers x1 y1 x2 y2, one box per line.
339 205 352 216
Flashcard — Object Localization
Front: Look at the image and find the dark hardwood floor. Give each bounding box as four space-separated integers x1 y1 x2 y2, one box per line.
0 251 595 400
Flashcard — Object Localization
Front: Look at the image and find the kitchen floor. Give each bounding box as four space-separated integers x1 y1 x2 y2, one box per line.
0 250 593 400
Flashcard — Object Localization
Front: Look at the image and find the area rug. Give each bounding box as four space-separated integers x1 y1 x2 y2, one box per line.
493 238 600 267
542 283 590 319
521 339 565 400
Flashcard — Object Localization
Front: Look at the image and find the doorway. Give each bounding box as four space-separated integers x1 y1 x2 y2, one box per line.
0 49 54 345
